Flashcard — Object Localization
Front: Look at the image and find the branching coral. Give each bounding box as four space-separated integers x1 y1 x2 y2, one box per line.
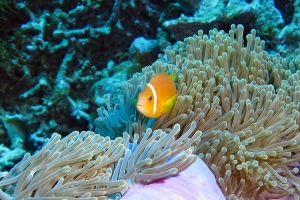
96 24 300 199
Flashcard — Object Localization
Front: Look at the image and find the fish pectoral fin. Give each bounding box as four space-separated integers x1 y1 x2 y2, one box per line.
131 98 138 105
161 94 178 113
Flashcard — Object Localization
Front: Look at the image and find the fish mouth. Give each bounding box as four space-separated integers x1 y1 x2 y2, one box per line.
136 104 143 112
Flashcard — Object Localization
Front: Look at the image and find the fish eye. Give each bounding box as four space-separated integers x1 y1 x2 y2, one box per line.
148 96 152 101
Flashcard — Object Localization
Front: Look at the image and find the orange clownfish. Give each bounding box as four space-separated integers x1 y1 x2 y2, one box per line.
136 73 178 118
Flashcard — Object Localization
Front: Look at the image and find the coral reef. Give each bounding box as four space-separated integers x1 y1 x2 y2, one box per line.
2 23 300 199
163 0 300 58
0 0 184 169
1 0 300 198
1 0 299 169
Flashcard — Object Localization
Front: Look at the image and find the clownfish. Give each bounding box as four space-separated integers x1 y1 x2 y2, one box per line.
136 73 178 118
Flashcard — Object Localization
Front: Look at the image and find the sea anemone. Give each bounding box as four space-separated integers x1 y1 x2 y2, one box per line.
97 24 300 199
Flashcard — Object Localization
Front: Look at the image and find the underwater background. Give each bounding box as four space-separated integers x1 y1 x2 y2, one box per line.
0 0 300 199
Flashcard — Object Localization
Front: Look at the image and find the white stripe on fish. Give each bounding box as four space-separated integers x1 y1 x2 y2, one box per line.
146 83 157 114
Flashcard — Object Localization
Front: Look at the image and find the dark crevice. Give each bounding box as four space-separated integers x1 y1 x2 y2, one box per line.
274 0 295 25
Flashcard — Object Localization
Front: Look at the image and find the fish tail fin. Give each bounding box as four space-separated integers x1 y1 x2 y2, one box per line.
161 94 178 113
